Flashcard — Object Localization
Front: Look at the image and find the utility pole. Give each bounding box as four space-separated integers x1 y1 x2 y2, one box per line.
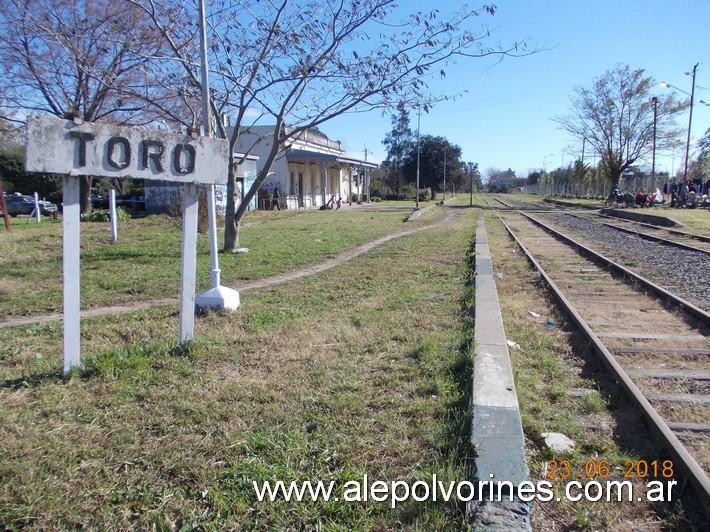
651 96 658 189
683 63 699 182
469 165 473 207
416 106 421 209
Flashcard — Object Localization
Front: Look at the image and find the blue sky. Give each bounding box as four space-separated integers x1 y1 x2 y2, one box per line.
319 0 710 179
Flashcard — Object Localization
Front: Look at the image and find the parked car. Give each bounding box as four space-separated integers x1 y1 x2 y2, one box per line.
2 193 58 216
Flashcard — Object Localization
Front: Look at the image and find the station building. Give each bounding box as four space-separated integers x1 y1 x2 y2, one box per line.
231 125 378 210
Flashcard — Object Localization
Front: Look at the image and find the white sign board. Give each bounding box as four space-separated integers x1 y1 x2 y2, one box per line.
26 116 227 184
24 115 229 375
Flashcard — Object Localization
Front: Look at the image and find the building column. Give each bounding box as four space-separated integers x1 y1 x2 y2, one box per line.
348 165 353 205
320 161 328 205
358 164 363 203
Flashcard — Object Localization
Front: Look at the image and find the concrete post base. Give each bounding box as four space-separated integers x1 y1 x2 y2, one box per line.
195 285 240 312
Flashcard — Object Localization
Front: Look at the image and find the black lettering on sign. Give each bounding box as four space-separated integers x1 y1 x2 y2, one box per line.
68 131 95 167
140 140 164 172
173 143 196 175
106 136 131 169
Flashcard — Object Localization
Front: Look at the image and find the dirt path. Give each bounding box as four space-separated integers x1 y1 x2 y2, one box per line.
0 208 461 329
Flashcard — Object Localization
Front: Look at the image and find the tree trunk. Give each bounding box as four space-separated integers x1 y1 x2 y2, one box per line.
79 176 93 213
224 160 239 251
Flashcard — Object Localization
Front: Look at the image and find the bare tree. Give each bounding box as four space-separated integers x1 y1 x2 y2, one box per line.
557 64 684 188
0 0 169 211
130 0 535 251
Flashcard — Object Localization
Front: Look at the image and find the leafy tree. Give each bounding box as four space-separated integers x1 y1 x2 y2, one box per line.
556 64 684 188
382 101 413 197
0 0 166 212
132 0 535 251
0 146 62 202
463 161 481 192
401 135 462 198
690 126 710 183
527 170 542 185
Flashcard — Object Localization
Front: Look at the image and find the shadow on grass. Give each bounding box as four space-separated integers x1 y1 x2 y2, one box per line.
2 340 198 390
1 369 63 390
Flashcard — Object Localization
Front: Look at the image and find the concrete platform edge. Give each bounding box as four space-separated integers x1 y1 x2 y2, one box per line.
468 217 531 531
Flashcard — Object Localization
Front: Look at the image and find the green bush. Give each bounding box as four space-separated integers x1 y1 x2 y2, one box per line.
81 207 131 222
371 196 382 202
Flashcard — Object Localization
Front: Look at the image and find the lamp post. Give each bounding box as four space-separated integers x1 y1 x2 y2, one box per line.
194 0 240 312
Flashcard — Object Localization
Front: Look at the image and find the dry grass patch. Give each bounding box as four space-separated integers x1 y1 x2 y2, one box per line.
1 208 477 529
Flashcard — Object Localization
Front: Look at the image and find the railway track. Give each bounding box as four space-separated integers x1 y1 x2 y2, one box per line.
535 211 710 312
488 194 595 212
498 211 710 503
582 212 710 254
598 212 710 244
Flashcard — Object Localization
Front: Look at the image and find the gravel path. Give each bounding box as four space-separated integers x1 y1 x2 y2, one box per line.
541 213 710 311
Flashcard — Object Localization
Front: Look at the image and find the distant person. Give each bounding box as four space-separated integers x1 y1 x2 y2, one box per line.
272 187 281 210
653 187 664 206
635 190 646 207
677 181 688 208
336 196 342 209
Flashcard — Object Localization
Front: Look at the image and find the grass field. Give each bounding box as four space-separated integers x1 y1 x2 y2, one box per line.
0 207 446 316
0 207 477 529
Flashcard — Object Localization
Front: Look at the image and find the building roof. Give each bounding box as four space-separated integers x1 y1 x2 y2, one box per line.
286 149 338 162
338 156 379 169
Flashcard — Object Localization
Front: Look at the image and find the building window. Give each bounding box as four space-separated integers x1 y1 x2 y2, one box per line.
289 171 295 195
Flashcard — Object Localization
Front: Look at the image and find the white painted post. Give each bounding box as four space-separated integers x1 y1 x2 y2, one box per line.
193 0 241 309
206 184 220 287
179 183 199 344
109 188 118 242
33 192 41 223
62 176 81 375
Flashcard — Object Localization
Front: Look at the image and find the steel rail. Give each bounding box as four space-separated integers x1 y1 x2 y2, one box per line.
519 211 710 325
496 213 710 504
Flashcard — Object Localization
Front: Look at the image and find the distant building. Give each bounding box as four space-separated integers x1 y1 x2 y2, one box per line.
232 125 378 209
144 154 259 214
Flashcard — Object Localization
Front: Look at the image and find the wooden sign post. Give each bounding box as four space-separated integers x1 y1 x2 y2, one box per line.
25 116 228 374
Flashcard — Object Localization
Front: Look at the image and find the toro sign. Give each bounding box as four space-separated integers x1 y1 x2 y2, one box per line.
24 115 229 375
26 116 227 184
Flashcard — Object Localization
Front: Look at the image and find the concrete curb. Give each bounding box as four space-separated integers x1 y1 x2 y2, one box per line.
467 217 531 531
600 208 682 227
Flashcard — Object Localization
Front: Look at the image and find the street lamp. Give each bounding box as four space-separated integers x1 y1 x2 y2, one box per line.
661 63 699 182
